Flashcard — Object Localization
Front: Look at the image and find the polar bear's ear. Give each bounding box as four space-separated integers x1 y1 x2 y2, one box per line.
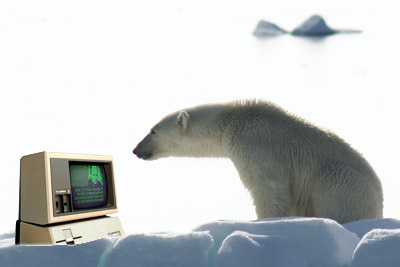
177 111 190 130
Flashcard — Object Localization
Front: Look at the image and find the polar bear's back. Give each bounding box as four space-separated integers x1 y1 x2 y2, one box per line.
222 100 363 167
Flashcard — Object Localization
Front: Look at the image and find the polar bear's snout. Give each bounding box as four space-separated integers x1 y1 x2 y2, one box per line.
133 144 153 160
133 136 154 160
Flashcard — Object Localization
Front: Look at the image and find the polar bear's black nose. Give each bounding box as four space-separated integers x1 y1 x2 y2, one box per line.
132 148 140 157
133 148 152 160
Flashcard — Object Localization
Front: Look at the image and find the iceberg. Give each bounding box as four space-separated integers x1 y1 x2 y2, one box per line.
253 15 361 37
253 20 287 36
292 15 361 36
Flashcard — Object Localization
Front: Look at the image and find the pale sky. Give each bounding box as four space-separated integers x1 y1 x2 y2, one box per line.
1 0 399 234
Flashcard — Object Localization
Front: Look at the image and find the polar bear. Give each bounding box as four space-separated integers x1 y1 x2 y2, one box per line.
133 100 383 223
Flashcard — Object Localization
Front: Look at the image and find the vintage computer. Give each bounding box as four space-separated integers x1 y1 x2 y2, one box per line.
15 152 125 245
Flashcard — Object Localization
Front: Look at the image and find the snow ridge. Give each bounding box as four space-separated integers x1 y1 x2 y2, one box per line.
1 217 400 267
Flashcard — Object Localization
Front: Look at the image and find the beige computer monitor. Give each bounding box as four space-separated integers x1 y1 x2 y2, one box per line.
16 152 124 245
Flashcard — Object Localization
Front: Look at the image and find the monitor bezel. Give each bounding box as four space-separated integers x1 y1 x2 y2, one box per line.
51 158 116 217
20 152 119 225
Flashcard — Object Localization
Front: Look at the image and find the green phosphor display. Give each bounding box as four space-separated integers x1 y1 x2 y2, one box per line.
69 163 108 209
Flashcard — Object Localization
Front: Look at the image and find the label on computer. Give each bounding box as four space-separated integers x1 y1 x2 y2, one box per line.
108 231 121 237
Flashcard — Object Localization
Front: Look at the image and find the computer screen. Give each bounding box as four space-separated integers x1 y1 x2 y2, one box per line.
69 162 108 210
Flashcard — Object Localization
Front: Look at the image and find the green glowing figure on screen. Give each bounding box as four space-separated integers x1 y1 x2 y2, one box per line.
88 165 104 186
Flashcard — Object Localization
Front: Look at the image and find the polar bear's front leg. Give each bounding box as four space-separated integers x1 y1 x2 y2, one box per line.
230 156 296 219
250 182 296 219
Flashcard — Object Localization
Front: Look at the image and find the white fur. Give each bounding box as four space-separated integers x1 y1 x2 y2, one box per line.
133 100 384 223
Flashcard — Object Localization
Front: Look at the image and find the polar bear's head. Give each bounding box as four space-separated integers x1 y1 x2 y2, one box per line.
133 111 191 160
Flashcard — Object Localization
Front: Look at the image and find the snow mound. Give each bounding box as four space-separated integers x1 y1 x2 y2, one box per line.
216 231 308 267
0 238 111 267
352 229 400 267
1 217 400 267
194 217 359 267
101 232 213 267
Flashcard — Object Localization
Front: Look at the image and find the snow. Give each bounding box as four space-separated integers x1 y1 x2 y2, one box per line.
193 217 359 267
1 217 400 267
102 232 213 267
343 218 400 238
0 238 110 266
352 229 400 267
216 231 308 267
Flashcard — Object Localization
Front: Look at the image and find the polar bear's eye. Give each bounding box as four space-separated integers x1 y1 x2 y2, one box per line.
150 130 156 135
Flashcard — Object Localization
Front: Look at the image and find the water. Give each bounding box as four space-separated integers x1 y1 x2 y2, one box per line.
1 0 399 234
